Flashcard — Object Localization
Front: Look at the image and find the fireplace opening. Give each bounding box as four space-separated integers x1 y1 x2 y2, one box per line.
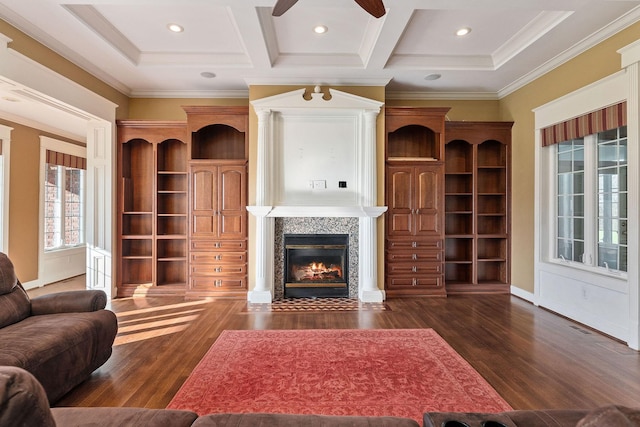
284 234 349 298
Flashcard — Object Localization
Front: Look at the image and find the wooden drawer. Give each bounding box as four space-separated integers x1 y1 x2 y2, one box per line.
190 240 247 251
387 239 442 251
190 252 247 264
386 250 442 263
190 263 247 275
387 262 442 275
386 275 442 288
190 275 246 290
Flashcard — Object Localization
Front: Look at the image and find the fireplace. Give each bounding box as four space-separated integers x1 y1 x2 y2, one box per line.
284 234 349 298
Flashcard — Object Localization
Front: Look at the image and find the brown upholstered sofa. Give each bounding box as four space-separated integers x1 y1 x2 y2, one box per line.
423 407 640 427
1 364 639 426
0 252 118 403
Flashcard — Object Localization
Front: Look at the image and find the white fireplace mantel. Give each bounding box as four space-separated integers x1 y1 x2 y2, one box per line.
248 87 386 303
247 205 387 218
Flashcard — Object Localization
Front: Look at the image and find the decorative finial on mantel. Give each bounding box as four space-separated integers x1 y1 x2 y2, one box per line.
309 85 325 101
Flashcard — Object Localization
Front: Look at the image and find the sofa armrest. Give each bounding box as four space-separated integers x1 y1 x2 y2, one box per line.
30 290 107 315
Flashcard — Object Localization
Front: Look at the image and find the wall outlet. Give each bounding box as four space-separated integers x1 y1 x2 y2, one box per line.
313 180 326 189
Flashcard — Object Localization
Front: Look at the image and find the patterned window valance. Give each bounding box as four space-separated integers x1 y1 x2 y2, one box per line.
46 149 86 170
541 101 627 147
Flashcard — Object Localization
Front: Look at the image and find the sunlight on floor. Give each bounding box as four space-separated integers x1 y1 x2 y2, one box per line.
114 299 212 346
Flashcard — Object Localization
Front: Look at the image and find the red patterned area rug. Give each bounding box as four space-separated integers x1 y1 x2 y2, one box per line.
167 329 511 422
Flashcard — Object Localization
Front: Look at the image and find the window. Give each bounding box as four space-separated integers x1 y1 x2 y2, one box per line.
597 127 627 271
43 149 86 251
556 137 584 263
554 126 627 273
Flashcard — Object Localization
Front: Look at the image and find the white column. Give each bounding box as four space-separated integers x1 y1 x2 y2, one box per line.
358 109 385 302
248 109 274 303
620 41 640 349
361 110 379 206
359 216 384 302
85 121 113 299
625 62 640 349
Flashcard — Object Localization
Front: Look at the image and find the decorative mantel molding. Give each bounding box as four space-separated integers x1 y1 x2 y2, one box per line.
247 205 387 218
248 87 386 303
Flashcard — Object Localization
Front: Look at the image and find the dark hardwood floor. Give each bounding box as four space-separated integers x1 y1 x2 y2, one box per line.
50 288 640 412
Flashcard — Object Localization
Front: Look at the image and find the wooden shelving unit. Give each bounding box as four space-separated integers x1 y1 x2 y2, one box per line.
185 106 249 298
156 138 188 288
444 121 513 294
384 107 450 297
116 109 249 298
117 121 188 296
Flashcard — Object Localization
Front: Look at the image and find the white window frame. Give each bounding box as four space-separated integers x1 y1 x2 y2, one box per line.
553 130 628 276
534 70 633 344
38 136 87 285
0 124 11 254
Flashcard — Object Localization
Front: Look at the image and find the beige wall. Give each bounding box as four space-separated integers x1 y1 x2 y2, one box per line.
499 21 640 293
128 98 248 120
385 99 501 122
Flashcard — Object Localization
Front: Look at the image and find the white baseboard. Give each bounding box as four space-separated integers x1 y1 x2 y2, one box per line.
511 285 535 304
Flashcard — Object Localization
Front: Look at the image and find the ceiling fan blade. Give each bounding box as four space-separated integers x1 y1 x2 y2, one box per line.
354 0 386 18
272 0 299 16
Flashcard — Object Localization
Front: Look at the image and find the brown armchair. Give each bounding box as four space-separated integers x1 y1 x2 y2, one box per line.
0 252 117 403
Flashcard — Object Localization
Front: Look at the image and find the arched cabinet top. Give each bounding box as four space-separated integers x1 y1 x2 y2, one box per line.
385 107 450 134
117 120 187 145
183 106 249 134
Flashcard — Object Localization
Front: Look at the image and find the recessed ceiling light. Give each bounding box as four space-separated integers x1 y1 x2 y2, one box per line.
456 27 471 36
424 74 441 81
167 23 184 33
200 72 216 79
313 25 328 34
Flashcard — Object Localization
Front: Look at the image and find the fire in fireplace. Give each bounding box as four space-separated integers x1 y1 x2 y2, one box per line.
283 234 349 298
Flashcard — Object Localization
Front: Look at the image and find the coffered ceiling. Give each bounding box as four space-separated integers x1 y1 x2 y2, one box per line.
1 0 640 101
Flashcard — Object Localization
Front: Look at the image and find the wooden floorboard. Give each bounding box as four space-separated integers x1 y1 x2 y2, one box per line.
51 290 640 412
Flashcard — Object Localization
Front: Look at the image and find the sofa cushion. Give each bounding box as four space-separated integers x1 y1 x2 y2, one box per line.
0 366 56 427
576 405 640 427
0 310 118 403
0 252 18 295
52 407 199 427
194 413 421 427
0 285 31 329
424 411 517 427
0 252 30 329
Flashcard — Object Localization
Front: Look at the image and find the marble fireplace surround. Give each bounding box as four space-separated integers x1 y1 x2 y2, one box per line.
247 88 387 303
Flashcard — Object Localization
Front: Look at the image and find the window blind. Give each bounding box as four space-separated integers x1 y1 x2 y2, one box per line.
46 149 86 170
541 101 627 147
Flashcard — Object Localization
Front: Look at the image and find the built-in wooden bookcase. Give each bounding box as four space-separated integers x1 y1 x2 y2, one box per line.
156 139 188 287
444 121 512 294
117 121 188 296
185 106 249 298
117 109 248 298
384 107 450 297
120 139 154 287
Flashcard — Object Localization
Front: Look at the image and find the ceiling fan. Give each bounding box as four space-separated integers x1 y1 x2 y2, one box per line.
272 0 386 18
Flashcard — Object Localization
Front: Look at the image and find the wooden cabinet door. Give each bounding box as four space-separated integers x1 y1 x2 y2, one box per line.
190 165 219 237
415 164 443 237
386 165 414 237
218 165 247 240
